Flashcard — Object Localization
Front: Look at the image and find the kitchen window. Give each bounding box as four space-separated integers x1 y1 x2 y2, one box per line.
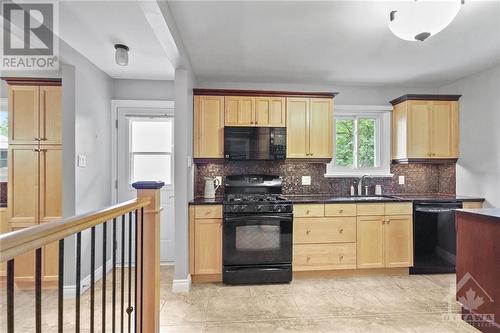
326 106 392 177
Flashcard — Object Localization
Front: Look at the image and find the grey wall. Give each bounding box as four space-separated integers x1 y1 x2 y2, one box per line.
174 69 195 282
113 79 175 100
195 81 437 105
439 64 500 208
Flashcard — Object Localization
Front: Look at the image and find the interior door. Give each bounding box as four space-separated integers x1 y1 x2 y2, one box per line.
116 107 175 262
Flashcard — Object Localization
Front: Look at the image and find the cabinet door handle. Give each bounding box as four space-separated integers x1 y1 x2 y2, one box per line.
34 137 41 141
33 148 40 152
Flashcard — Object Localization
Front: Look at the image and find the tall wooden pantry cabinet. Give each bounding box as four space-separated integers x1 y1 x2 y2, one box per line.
5 79 62 283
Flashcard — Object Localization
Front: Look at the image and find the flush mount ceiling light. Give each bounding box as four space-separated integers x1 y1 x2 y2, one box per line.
389 0 463 42
114 44 129 66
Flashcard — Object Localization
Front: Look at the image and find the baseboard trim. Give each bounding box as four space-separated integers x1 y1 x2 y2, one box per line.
172 275 191 293
63 259 113 299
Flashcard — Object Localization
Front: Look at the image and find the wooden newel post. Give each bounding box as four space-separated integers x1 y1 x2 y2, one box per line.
132 181 164 333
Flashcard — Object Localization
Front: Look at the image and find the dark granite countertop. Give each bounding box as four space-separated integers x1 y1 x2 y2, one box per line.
390 193 485 202
456 208 500 219
189 193 485 205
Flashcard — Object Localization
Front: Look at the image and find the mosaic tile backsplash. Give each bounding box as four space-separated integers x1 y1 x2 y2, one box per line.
194 162 456 197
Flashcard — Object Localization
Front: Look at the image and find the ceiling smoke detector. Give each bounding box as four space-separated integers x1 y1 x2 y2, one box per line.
114 44 129 66
388 0 464 42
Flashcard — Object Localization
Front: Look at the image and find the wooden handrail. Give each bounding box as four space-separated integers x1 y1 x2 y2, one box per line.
0 198 150 263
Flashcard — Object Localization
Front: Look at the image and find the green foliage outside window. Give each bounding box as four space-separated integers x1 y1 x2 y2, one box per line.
335 117 375 168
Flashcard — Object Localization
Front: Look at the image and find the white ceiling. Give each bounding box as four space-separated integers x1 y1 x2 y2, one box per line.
59 1 175 80
168 1 500 87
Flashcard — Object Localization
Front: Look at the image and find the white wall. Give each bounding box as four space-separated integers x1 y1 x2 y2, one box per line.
113 79 175 100
439 64 500 208
195 81 437 105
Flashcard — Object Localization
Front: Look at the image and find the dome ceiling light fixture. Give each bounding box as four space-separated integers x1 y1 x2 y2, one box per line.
114 44 129 66
388 0 464 42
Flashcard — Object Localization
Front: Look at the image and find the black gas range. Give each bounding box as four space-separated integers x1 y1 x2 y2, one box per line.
222 175 293 285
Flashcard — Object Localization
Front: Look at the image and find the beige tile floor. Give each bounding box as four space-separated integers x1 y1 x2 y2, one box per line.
0 266 480 333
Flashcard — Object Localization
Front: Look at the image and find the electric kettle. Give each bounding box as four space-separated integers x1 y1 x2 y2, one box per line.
204 177 221 199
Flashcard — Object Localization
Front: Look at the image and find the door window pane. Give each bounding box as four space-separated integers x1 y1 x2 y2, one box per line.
131 120 172 153
335 119 354 167
358 118 376 167
133 154 171 184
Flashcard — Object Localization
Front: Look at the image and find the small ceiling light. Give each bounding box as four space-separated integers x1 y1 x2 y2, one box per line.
114 44 129 66
389 0 463 42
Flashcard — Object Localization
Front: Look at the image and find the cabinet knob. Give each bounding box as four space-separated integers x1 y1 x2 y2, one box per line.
205 210 211 215
306 229 311 235
339 209 344 213
310 152 314 156
382 219 386 224
339 255 344 260
306 209 310 214
339 228 343 233
386 219 391 224
34 137 41 141
33 148 40 152
306 256 311 262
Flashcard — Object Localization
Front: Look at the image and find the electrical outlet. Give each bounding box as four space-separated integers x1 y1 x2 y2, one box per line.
301 176 311 186
77 154 87 167
398 175 405 185
215 176 223 186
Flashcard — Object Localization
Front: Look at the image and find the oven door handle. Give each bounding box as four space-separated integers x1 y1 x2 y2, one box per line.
224 215 292 223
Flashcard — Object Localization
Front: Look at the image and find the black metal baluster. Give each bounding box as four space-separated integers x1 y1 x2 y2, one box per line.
112 218 117 333
140 207 144 332
102 221 107 333
7 259 14 333
35 248 42 333
90 227 96 333
127 212 133 333
58 239 64 333
134 210 138 333
121 215 125 333
76 232 81 333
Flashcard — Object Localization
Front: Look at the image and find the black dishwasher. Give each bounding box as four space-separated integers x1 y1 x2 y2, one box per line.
410 201 463 274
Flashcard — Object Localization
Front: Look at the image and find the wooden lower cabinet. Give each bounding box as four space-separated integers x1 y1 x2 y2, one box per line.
462 201 484 209
357 214 413 269
294 217 356 244
356 216 385 269
189 205 223 281
293 243 356 271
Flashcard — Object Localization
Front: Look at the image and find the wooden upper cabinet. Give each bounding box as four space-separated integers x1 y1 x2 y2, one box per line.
407 101 432 158
8 85 39 145
8 145 39 226
255 97 286 127
40 86 62 145
309 98 333 158
286 98 309 158
431 101 459 158
385 215 413 268
225 96 255 126
391 95 460 162
194 96 224 158
286 97 333 159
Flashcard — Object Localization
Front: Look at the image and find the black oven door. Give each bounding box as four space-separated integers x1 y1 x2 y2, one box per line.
223 214 292 266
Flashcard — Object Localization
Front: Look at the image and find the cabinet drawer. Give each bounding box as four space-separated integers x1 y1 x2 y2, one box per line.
385 203 412 215
194 205 222 219
356 203 385 216
294 204 324 217
293 243 356 271
293 217 356 244
324 203 357 217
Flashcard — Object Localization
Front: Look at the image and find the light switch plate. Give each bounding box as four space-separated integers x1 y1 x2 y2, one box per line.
77 154 87 167
398 176 405 185
302 176 311 186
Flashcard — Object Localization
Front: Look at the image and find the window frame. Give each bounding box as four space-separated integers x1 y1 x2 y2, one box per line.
325 105 393 178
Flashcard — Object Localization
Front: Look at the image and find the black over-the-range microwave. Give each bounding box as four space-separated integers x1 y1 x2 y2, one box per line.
224 127 286 161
